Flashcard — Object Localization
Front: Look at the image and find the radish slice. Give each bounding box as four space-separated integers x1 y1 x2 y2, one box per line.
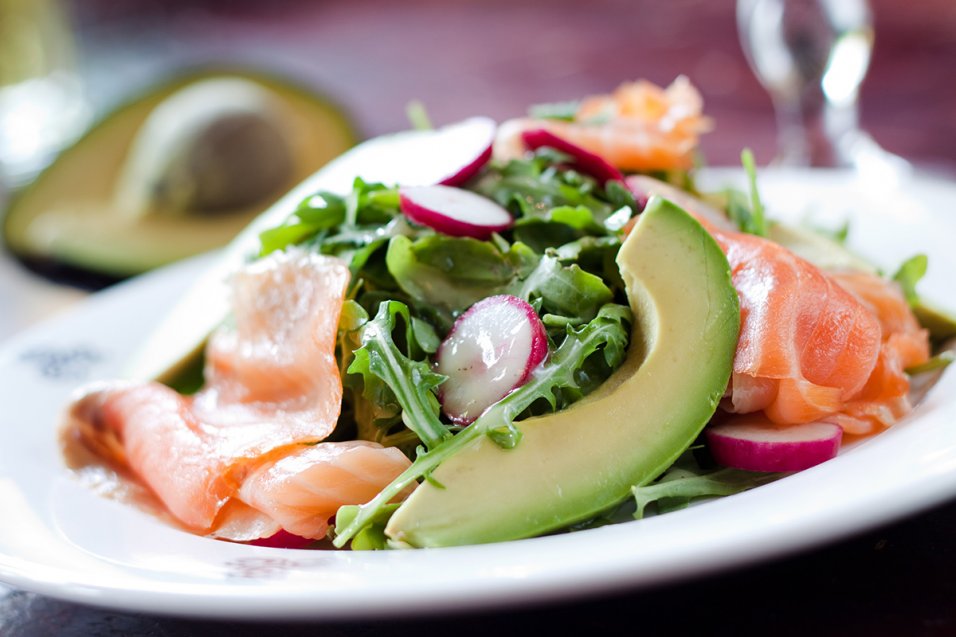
399 185 513 239
625 175 737 231
437 117 496 186
705 416 843 472
521 128 625 184
245 529 314 549
437 295 548 424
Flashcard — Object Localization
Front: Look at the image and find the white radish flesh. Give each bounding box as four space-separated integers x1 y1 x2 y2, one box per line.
705 417 843 472
521 128 625 185
437 117 496 186
437 295 548 424
625 175 737 232
399 185 513 239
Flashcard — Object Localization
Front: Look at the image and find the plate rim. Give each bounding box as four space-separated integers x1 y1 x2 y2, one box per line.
1 166 955 619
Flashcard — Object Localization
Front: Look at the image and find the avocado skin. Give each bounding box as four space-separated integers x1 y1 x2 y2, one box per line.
384 198 740 547
2 67 358 278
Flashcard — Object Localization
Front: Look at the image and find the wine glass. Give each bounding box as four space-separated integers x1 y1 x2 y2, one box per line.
736 0 909 179
0 0 89 189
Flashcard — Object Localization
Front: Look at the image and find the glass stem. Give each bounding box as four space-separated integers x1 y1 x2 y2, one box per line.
772 84 861 168
772 95 811 166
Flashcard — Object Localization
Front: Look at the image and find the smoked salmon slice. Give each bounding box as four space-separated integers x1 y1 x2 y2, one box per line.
713 228 884 424
709 224 929 434
237 441 413 540
827 271 931 435
625 176 930 434
493 78 711 172
64 248 411 540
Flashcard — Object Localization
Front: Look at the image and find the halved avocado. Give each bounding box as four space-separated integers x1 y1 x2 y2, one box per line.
2 68 357 278
384 197 741 547
123 118 504 384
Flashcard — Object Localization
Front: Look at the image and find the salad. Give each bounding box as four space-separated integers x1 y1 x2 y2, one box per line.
61 78 955 550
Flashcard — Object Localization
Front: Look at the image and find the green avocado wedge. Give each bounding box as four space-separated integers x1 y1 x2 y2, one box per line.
383 197 741 547
2 68 357 278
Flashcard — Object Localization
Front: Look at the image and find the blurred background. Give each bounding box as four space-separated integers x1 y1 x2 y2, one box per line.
1 0 955 320
60 0 956 164
5 0 955 173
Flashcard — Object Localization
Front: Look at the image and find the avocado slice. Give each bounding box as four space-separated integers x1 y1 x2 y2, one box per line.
2 68 357 277
384 197 740 547
913 300 956 342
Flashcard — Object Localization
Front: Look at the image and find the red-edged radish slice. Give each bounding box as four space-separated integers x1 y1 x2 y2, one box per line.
316 117 498 190
399 185 513 239
705 417 843 472
521 128 625 184
436 117 496 186
437 295 548 424
245 529 315 549
625 175 737 232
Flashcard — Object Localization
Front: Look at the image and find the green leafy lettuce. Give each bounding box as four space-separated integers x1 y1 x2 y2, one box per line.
259 150 641 461
724 149 767 237
333 303 632 548
632 452 784 519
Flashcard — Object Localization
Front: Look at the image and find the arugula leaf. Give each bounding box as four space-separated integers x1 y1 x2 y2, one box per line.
552 235 624 299
527 100 580 121
405 100 433 131
547 205 607 234
814 220 850 245
486 423 523 449
605 180 638 216
724 189 753 235
472 152 616 225
258 192 347 256
258 181 404 257
724 149 768 237
347 301 450 450
632 465 784 519
386 233 612 328
332 303 632 548
258 223 322 257
892 254 928 306
905 351 954 376
514 253 614 325
386 234 538 324
511 219 582 253
336 503 401 550
741 149 767 237
321 217 410 281
296 192 349 225
343 178 401 227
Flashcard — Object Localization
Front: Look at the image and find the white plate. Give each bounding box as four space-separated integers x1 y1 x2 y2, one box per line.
1 153 956 619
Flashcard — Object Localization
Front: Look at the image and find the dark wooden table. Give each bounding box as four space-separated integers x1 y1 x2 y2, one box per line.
4 1 956 634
